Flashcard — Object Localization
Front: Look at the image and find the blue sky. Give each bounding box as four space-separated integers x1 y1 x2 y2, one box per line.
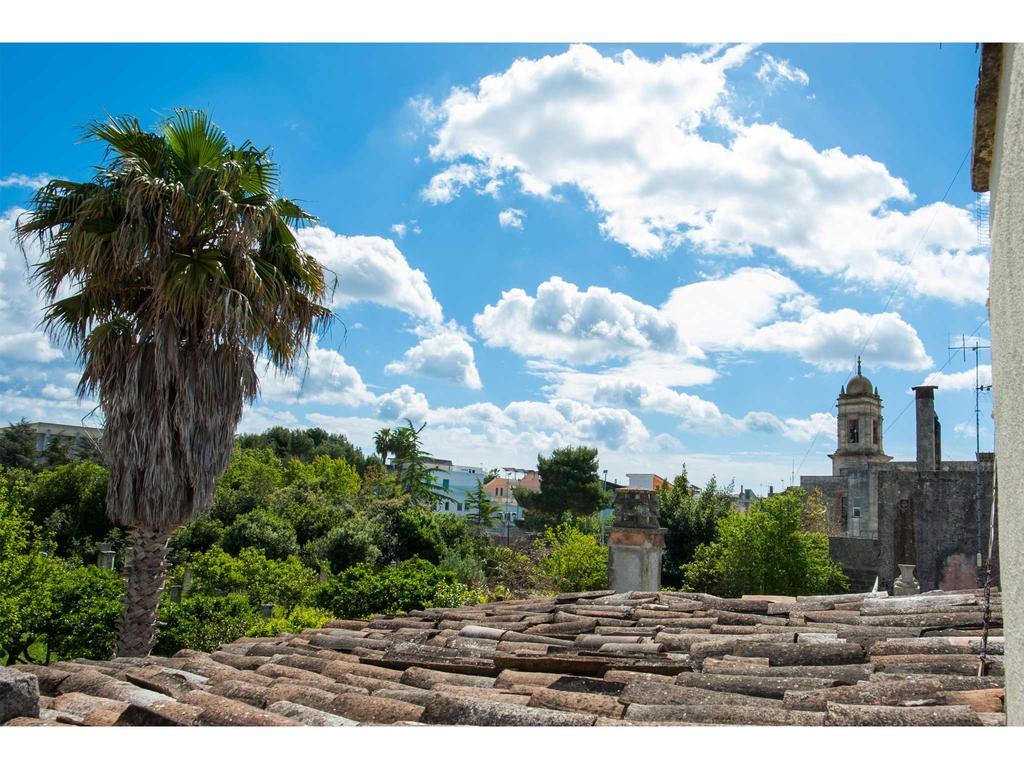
0 43 994 490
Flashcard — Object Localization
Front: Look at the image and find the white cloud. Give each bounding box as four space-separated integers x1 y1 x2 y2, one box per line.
385 327 483 389
431 397 651 453
923 364 992 391
745 308 933 372
296 226 443 324
390 223 407 238
498 208 525 229
660 267 805 349
258 338 375 407
1 208 65 363
756 53 809 91
374 384 430 424
421 44 988 303
0 173 51 190
237 405 299 435
478 268 930 373
421 162 490 204
474 276 693 365
553 373 835 442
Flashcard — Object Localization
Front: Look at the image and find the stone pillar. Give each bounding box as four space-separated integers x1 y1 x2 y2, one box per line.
607 488 666 593
608 527 666 593
913 386 938 471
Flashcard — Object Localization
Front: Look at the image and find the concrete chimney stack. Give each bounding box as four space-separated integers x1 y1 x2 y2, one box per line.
912 385 939 471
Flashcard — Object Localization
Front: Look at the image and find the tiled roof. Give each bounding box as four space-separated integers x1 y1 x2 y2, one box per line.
3 588 1005 726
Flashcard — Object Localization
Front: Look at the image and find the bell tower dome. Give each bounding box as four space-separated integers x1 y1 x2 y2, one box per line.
831 358 892 474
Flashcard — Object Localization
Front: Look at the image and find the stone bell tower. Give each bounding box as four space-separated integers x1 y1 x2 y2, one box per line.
831 357 893 475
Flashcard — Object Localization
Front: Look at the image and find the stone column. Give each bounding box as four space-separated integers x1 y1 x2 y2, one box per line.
608 527 666 592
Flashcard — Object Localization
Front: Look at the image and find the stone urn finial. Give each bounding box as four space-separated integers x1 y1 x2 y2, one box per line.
894 563 920 596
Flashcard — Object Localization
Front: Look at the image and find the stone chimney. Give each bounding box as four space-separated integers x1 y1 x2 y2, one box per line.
912 386 939 471
934 415 942 465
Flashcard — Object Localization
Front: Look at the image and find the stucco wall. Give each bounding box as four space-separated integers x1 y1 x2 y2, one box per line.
989 42 1024 726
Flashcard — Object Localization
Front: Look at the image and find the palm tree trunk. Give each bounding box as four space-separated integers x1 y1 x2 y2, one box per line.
116 528 172 657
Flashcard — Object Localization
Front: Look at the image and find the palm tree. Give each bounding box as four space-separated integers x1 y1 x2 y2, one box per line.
17 110 332 656
373 427 394 467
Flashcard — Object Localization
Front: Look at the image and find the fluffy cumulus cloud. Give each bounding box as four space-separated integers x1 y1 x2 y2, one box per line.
374 384 430 424
296 226 443 324
474 276 692 364
420 44 988 303
385 327 483 389
744 308 933 372
481 267 930 373
923 364 992 391
258 338 375 407
498 208 525 229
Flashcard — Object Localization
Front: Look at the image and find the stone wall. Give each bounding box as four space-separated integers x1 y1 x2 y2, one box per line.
875 465 998 593
828 536 880 592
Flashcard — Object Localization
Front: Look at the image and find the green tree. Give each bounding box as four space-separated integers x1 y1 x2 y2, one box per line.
517 446 610 531
0 421 38 470
389 421 450 507
0 476 59 664
238 427 367 474
18 109 332 656
682 489 849 597
155 594 257 655
658 468 734 588
27 460 115 561
222 509 299 560
43 566 123 661
304 516 382 574
210 446 285 526
313 557 460 619
464 479 499 530
536 522 609 592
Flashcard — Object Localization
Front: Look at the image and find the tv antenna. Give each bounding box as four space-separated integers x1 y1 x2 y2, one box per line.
948 333 992 584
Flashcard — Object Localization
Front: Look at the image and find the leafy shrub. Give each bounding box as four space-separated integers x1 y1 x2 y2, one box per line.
314 557 459 619
248 606 333 637
431 581 486 608
168 514 226 564
44 565 123 660
536 523 608 592
26 461 114 561
171 547 318 613
437 549 486 585
155 594 257 654
485 546 540 596
272 487 346 546
304 516 381 574
222 509 299 560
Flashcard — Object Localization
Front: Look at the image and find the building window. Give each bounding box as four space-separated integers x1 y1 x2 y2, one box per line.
839 495 848 530
442 479 450 490
848 419 859 444
851 499 862 536
456 502 462 511
444 501 450 511
873 419 880 446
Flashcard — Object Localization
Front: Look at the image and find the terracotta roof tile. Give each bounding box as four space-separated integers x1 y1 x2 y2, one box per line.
4 587 1005 726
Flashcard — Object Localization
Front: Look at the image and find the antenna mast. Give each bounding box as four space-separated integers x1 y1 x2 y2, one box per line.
948 333 992 584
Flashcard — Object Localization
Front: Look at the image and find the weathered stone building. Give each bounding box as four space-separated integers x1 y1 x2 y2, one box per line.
800 364 996 593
